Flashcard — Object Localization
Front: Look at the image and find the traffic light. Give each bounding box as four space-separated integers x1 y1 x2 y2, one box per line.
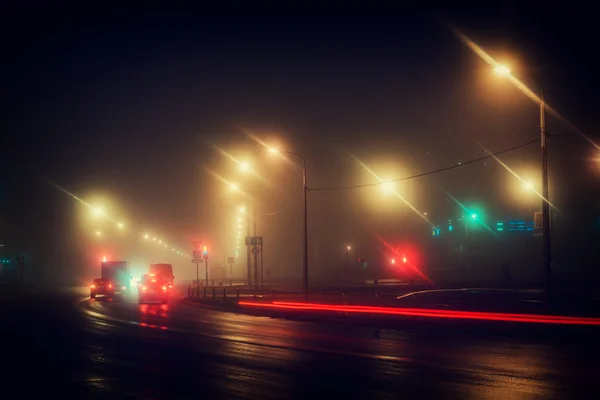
391 258 396 264
202 245 208 258
402 255 407 263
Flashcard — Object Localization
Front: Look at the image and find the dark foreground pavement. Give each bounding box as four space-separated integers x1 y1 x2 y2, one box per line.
2 287 600 399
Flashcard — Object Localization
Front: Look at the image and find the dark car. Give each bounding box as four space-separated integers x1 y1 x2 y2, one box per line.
90 278 114 299
138 274 169 304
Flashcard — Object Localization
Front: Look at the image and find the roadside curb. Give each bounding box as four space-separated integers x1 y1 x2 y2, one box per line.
182 297 241 312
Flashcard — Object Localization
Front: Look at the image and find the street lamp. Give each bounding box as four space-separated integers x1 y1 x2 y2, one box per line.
92 206 104 217
381 181 395 194
269 146 309 298
494 63 552 297
239 161 251 173
494 65 511 76
345 245 351 262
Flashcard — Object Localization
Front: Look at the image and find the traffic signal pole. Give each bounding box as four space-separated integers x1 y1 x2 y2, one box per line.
205 258 208 285
196 262 199 297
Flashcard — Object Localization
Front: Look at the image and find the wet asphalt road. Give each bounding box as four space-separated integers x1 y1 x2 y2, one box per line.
2 287 600 399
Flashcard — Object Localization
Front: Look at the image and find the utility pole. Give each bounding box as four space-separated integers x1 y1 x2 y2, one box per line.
540 90 552 299
302 164 308 300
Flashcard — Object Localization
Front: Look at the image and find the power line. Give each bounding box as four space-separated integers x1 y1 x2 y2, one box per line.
309 138 541 192
264 197 300 216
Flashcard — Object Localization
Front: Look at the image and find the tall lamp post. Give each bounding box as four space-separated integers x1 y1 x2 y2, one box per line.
494 65 552 297
269 147 308 298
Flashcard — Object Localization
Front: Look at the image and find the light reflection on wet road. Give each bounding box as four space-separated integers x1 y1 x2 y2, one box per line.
3 287 599 399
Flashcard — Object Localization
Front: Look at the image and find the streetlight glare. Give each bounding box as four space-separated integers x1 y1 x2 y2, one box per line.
117 222 124 229
347 245 351 250
238 161 251 173
471 213 478 219
381 181 395 194
92 206 104 217
268 147 279 154
96 231 101 236
239 207 245 213
229 183 239 191
494 65 511 76
523 181 534 191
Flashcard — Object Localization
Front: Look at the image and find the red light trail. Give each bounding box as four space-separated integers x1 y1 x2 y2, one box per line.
237 301 600 326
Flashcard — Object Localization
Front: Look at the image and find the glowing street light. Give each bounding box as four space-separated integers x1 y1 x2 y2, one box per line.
268 147 279 154
143 233 149 239
158 240 162 244
92 206 104 217
523 181 534 191
239 207 245 213
494 64 511 76
381 181 395 194
95 231 102 236
229 182 239 191
471 213 478 220
238 161 251 173
117 222 124 229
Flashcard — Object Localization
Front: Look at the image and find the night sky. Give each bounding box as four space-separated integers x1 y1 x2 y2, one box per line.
3 4 599 284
